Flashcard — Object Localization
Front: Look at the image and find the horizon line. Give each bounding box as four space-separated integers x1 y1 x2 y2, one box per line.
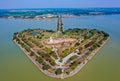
0 7 120 10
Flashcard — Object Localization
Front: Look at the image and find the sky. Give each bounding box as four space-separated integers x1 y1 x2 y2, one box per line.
0 0 120 9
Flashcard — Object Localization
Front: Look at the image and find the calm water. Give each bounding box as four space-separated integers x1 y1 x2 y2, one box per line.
0 15 120 81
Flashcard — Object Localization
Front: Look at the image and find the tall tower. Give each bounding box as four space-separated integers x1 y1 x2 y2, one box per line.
57 15 64 32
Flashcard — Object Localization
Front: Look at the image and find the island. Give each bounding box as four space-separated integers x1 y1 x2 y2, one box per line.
13 15 110 79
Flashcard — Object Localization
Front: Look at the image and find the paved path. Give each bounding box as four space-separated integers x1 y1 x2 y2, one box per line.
55 49 89 67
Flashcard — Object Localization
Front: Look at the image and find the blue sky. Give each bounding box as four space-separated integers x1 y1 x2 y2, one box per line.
0 0 120 9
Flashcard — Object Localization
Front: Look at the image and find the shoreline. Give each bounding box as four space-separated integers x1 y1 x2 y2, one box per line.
63 37 110 78
13 40 63 78
13 36 110 79
1 14 120 20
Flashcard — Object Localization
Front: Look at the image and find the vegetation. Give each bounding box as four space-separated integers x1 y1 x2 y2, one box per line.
30 51 35 56
61 49 70 58
70 61 78 69
101 31 109 37
55 68 62 75
13 28 109 77
42 64 51 70
36 56 44 63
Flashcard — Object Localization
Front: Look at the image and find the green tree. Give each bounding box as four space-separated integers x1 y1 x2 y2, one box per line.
30 51 35 56
42 64 51 70
70 61 78 69
55 68 62 75
36 57 43 63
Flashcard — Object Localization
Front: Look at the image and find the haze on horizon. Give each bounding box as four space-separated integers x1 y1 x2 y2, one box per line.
0 0 120 9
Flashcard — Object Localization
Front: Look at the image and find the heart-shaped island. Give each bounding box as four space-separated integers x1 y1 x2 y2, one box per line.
13 15 109 79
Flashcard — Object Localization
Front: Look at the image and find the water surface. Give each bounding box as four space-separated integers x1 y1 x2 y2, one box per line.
0 15 120 81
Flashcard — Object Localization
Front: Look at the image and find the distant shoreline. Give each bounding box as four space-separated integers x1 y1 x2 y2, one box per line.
1 14 120 20
1 8 120 20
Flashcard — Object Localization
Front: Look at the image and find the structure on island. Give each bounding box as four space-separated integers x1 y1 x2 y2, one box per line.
48 15 76 44
13 14 110 79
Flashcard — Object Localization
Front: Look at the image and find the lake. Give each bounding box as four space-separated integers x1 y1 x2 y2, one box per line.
0 15 120 81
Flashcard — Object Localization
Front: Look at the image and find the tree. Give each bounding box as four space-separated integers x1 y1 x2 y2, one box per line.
36 57 43 63
101 31 109 37
24 46 30 52
70 61 78 69
30 51 35 56
50 60 56 66
66 69 71 75
80 46 83 49
42 64 51 70
55 68 62 75
75 42 80 46
13 32 18 35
